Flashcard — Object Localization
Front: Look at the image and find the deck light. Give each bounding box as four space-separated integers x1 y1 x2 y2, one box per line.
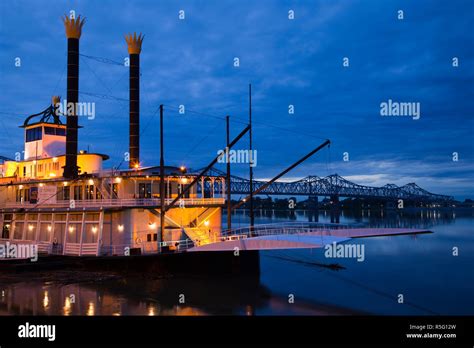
115 177 122 184
28 224 34 231
180 166 186 172
91 226 98 234
43 291 49 309
47 225 52 232
39 183 44 187
117 224 124 232
88 179 94 185
204 220 210 227
148 222 156 229
180 177 188 184
19 185 23 189
52 157 58 163
63 181 68 186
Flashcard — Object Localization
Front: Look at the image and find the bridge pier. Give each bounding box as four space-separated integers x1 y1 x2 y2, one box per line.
330 195 340 223
307 195 319 222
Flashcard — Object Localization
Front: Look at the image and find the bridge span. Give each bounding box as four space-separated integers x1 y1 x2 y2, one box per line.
199 168 453 203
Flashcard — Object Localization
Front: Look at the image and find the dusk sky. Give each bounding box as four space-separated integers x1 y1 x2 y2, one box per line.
0 0 472 198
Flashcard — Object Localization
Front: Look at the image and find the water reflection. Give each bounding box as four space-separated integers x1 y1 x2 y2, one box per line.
0 272 360 316
0 275 265 315
228 208 464 230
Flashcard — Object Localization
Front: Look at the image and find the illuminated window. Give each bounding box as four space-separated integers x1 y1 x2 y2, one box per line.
112 183 118 198
85 185 94 200
139 183 151 198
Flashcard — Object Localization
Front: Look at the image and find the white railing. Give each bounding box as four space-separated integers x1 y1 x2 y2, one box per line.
64 242 98 256
221 222 364 238
3 197 225 209
100 238 196 256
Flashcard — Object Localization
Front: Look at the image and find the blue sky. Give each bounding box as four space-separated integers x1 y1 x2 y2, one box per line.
0 0 473 198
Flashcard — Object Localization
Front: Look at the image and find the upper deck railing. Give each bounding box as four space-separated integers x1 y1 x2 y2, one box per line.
221 222 364 238
2 197 225 209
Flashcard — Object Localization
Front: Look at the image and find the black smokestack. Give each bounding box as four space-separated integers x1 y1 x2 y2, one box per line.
62 15 85 179
125 33 144 169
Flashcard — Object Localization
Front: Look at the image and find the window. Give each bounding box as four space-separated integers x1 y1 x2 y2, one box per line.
139 183 151 198
73 186 82 200
38 164 43 173
57 186 70 201
53 162 59 171
26 127 42 142
85 185 94 200
16 188 30 202
112 184 118 198
2 214 12 239
146 234 158 242
44 127 66 136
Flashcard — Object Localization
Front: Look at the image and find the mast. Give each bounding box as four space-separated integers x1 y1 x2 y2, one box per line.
159 104 165 252
249 84 254 230
226 115 231 230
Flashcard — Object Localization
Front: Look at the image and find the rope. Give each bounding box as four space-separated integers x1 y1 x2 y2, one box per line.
79 54 124 66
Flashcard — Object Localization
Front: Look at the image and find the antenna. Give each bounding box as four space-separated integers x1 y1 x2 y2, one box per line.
226 115 231 230
249 84 254 230
159 104 165 252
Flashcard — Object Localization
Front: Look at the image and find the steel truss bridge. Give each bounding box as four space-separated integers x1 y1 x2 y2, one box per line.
201 168 453 203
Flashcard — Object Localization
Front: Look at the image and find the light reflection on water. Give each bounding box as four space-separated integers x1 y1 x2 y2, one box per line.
0 209 473 315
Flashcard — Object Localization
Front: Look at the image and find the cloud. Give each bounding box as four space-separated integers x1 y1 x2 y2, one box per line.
0 0 472 200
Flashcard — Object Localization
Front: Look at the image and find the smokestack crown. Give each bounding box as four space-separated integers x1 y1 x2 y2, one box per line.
52 96 60 106
63 15 85 39
125 33 144 54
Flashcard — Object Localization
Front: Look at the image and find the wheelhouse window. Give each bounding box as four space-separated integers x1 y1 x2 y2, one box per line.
44 127 66 136
26 127 42 142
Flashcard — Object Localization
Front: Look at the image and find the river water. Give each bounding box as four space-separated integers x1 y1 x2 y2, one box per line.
1 209 473 315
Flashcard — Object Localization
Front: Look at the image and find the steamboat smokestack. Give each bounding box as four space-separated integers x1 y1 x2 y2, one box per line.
62 15 85 179
125 33 144 169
